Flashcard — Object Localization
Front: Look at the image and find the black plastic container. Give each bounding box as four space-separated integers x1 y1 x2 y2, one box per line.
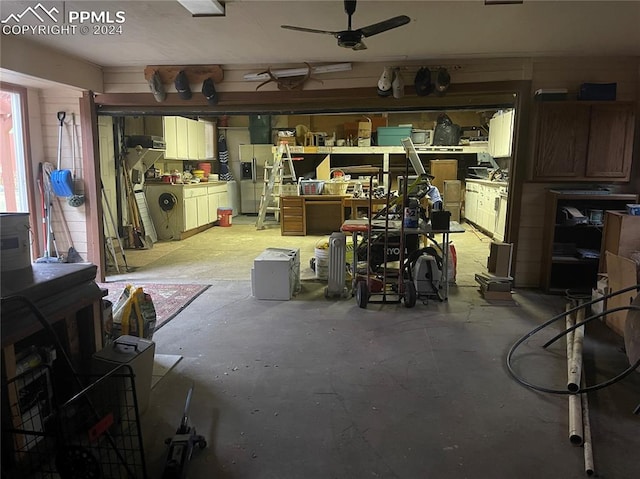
431 210 451 231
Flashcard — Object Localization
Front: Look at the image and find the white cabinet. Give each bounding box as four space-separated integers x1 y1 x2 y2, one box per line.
146 183 228 240
464 183 479 223
208 191 220 223
183 196 198 231
494 194 508 242
207 184 228 222
188 120 206 160
163 116 208 160
488 109 515 158
163 117 178 159
465 179 507 238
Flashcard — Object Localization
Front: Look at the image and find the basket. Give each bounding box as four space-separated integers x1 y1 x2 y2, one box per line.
299 180 324 195
323 181 349 195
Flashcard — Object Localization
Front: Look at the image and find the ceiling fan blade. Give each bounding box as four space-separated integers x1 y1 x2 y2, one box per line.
358 15 411 37
352 41 367 51
281 25 338 36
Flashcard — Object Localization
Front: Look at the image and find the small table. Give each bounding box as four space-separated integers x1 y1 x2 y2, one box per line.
341 219 465 301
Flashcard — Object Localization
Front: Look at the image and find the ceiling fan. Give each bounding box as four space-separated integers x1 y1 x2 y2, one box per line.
281 0 410 51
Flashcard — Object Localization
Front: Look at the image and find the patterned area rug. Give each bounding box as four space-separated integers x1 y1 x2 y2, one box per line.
98 282 210 331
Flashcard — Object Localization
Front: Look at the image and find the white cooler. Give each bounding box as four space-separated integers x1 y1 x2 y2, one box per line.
251 248 300 300
92 336 155 414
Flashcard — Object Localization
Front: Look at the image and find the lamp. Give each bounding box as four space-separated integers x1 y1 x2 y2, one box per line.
243 63 352 82
177 0 225 17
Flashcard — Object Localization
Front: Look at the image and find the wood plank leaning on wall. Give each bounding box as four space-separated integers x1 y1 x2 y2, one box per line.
80 91 105 282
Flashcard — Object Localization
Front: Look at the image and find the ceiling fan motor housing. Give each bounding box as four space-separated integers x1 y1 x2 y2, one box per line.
337 31 362 48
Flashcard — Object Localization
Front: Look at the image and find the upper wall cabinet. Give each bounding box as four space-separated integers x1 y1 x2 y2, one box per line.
163 116 207 160
533 101 635 181
488 109 514 158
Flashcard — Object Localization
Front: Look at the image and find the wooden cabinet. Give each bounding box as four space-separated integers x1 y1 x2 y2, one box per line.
429 160 458 194
541 190 638 293
280 195 345 236
281 196 305 236
533 101 635 181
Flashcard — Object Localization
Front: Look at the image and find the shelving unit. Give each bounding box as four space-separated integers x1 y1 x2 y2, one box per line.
541 189 638 293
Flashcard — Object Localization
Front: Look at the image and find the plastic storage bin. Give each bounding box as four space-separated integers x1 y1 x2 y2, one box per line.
377 126 412 146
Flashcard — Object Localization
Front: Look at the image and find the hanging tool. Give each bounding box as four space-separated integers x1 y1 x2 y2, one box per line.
101 180 130 272
122 166 147 248
35 163 61 263
68 112 86 207
50 111 74 197
162 384 207 479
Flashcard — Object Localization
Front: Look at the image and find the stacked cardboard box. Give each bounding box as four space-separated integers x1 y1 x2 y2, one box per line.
443 180 461 222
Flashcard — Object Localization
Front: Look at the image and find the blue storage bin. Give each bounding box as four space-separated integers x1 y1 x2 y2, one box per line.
377 126 412 146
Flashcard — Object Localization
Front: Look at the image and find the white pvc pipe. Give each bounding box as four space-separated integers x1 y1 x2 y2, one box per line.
568 305 585 392
582 373 595 476
566 303 583 446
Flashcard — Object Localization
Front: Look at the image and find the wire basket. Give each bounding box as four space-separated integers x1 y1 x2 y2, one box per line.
323 181 349 195
2 364 147 479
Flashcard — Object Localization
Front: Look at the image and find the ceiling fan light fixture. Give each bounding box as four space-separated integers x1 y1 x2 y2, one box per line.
177 0 225 17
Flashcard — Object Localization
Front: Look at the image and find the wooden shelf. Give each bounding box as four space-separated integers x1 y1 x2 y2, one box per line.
552 256 598 264
541 190 638 293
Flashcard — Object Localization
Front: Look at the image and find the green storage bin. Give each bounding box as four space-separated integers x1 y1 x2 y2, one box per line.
377 126 412 146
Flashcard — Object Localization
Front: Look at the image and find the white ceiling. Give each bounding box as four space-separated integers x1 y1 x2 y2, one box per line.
2 1 639 68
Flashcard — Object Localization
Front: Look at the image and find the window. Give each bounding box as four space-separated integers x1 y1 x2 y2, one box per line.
0 85 30 212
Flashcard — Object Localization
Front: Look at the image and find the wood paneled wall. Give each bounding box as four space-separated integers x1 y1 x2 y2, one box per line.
29 88 87 260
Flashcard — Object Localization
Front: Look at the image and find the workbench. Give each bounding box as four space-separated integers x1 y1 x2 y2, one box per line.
1 263 107 472
1 263 105 381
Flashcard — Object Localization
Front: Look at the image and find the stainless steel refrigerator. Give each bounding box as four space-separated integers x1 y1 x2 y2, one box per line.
239 144 273 214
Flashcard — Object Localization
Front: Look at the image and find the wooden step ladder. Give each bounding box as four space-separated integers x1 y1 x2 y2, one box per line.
256 142 297 230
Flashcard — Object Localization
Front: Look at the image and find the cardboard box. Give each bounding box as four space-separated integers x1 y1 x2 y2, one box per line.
487 242 513 278
443 201 461 222
480 288 513 301
443 180 462 202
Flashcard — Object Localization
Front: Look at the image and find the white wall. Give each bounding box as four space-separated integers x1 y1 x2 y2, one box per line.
1 35 103 92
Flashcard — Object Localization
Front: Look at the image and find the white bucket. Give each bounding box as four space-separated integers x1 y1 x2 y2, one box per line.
314 247 329 280
1 213 31 272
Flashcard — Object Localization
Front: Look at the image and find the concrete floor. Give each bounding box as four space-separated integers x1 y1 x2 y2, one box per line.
105 217 639 479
